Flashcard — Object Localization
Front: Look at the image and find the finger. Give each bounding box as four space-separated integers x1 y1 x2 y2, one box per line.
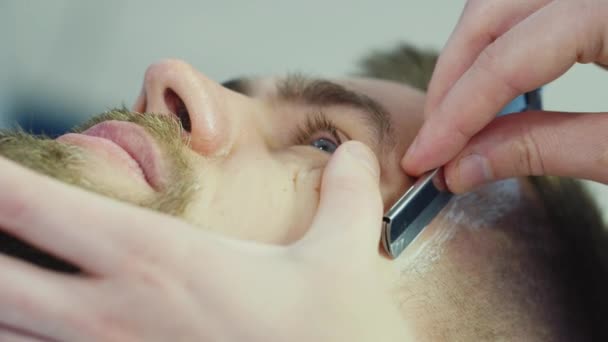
0 323 52 342
296 141 383 259
425 0 551 115
0 327 49 342
0 254 86 342
404 0 608 175
444 111 608 192
0 157 203 275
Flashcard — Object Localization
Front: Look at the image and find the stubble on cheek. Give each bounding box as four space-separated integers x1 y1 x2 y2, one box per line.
390 178 576 340
396 178 525 276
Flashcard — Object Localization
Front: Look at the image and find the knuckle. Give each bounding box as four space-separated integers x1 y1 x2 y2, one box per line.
0 192 27 224
327 165 376 191
329 176 370 196
64 310 122 341
511 129 546 176
475 45 499 70
475 46 525 96
130 264 174 293
119 233 183 272
453 117 479 143
0 181 35 231
325 176 382 208
572 0 608 63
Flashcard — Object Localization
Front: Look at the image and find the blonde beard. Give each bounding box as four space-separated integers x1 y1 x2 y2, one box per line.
0 108 198 272
0 108 197 215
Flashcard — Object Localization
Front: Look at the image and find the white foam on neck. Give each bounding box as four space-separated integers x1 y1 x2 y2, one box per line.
399 179 523 275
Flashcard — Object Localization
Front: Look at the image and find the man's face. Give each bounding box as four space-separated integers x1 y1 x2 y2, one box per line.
1 58 577 338
50 59 426 245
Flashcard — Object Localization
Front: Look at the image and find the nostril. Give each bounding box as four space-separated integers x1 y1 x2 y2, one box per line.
163 88 192 132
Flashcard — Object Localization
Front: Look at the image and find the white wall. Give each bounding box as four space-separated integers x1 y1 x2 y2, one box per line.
3 0 607 218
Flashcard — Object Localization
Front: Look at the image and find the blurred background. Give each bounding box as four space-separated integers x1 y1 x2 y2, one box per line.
3 0 607 219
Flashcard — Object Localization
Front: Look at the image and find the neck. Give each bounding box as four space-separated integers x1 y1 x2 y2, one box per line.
378 178 589 340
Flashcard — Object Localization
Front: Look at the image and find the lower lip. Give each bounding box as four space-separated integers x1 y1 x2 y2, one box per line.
56 121 164 189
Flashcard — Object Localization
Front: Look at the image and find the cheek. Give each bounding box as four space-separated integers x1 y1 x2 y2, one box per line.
282 167 324 243
180 156 324 245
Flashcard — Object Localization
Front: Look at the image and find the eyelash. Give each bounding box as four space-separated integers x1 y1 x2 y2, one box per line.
293 111 344 148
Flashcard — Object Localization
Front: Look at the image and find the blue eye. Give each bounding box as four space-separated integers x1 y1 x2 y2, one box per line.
295 114 343 154
311 137 338 153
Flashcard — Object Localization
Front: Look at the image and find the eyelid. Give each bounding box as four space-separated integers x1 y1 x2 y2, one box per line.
292 110 349 147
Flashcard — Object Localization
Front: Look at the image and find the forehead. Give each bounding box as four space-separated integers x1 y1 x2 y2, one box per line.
338 77 426 138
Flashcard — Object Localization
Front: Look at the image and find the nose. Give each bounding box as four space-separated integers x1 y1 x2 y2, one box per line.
133 59 233 156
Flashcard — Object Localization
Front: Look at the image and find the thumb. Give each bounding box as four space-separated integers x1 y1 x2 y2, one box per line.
445 111 608 193
296 141 383 259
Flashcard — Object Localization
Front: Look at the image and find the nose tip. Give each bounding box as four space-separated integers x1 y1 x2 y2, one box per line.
133 59 232 156
136 59 190 122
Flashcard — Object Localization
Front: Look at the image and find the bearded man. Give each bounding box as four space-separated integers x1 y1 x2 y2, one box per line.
0 44 605 341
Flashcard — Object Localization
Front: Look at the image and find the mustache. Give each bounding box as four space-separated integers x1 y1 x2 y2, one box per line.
0 108 187 149
75 107 187 143
0 108 196 213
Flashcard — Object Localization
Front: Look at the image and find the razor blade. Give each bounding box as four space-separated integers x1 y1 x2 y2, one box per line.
381 89 543 259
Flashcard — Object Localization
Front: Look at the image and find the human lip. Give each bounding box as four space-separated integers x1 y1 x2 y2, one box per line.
56 120 166 190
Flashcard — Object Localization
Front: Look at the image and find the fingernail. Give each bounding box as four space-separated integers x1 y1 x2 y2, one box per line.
345 142 380 179
457 154 493 189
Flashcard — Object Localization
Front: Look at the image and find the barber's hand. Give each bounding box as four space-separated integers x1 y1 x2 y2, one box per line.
402 0 608 192
0 142 411 342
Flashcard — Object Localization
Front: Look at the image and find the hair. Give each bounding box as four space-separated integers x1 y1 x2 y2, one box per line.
357 44 438 91
357 42 608 338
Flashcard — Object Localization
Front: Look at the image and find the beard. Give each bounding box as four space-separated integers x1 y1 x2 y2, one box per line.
0 108 198 272
0 108 197 215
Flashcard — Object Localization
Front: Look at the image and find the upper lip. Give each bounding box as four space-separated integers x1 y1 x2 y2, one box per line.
73 120 166 190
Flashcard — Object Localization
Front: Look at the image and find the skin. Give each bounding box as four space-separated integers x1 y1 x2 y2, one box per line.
0 59 586 340
403 0 608 191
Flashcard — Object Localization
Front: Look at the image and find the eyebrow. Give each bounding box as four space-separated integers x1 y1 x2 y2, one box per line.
221 74 395 145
